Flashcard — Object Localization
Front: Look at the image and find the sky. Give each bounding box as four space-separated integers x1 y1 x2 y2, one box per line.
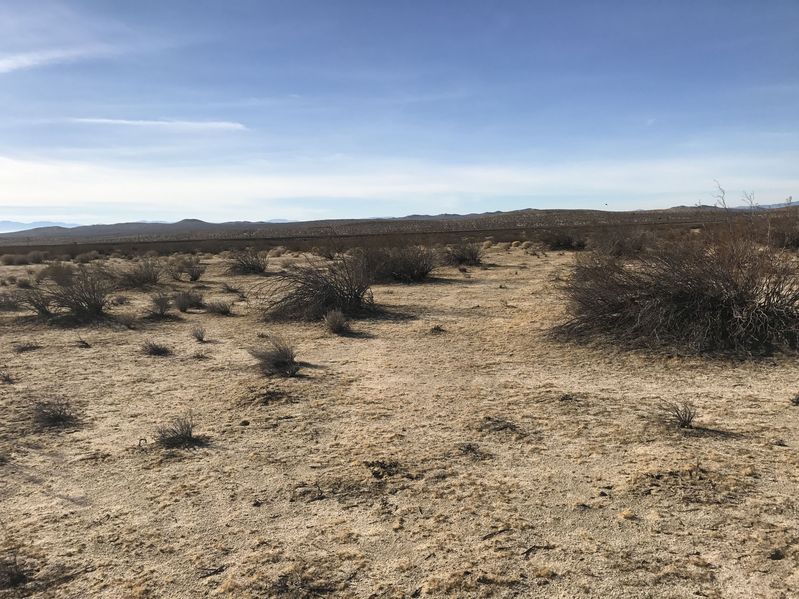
0 0 797 224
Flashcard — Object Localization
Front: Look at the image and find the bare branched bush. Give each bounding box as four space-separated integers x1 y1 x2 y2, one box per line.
156 412 204 448
444 242 483 266
323 309 350 335
47 266 113 320
118 258 161 288
660 401 698 429
31 397 76 429
556 239 799 354
17 287 55 317
250 335 300 376
142 340 172 356
166 256 206 281
173 290 204 312
226 248 268 275
205 300 232 315
12 342 40 353
258 255 373 320
359 246 436 283
149 291 171 317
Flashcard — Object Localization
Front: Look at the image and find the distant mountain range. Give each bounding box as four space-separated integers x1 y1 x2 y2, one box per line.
0 221 80 233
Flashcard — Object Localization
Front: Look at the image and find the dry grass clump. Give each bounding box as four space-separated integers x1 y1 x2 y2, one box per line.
142 340 172 356
190 325 206 342
155 412 204 448
12 342 40 353
31 397 77 429
166 255 205 281
173 290 204 312
250 335 300 376
660 401 698 429
118 258 161 288
444 242 483 266
0 369 13 384
360 245 436 283
205 300 232 315
226 248 268 275
0 294 20 312
259 255 373 320
556 240 799 355
323 309 350 335
148 291 172 317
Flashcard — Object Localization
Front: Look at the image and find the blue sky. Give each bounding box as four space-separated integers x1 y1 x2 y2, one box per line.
0 0 797 224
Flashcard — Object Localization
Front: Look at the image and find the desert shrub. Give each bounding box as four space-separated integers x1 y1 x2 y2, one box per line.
191 325 206 342
0 294 19 312
542 231 587 251
444 242 483 266
660 401 697 429
359 246 436 283
0 255 14 266
14 278 31 289
259 255 373 320
0 369 13 384
47 266 113 320
13 342 40 353
590 228 651 258
156 412 203 448
220 282 242 295
17 287 54 317
205 300 232 315
118 258 161 288
36 262 75 286
149 291 171 317
556 240 799 354
26 251 44 264
173 290 204 312
142 340 172 356
250 335 300 376
74 250 100 264
31 397 76 429
75 336 91 348
324 309 350 335
166 256 206 281
268 246 287 257
0 547 28 589
226 248 268 275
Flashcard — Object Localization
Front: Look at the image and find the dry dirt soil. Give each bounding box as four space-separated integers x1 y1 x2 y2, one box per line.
2 247 799 598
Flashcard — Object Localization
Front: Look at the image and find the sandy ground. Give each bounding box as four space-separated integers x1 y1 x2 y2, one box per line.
2 247 799 598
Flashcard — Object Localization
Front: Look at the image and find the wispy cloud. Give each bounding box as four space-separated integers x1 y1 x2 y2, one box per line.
68 118 249 132
0 45 109 74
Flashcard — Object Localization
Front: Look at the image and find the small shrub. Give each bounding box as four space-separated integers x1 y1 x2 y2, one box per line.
149 291 171 317
118 258 161 288
0 369 13 384
324 309 350 335
660 401 697 429
0 294 19 312
36 262 74 286
166 256 206 281
17 287 54 317
74 250 100 263
47 266 113 320
790 393 799 406
259 255 373 320
220 282 242 295
360 246 436 283
0 548 29 589
444 242 483 266
75 336 91 348
542 231 587 251
142 340 172 356
15 278 32 289
110 294 129 306
250 335 300 377
156 412 203 448
26 251 45 264
0 255 14 266
32 397 76 429
173 290 204 312
226 248 268 275
205 300 232 316
13 342 40 353
191 325 207 342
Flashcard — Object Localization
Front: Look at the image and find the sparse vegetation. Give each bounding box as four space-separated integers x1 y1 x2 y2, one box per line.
250 335 300 376
259 255 373 320
323 309 350 335
31 397 76 429
13 342 40 353
191 325 207 342
173 290 204 312
205 300 232 315
149 291 172 317
142 340 172 356
118 258 161 288
444 242 483 266
226 248 268 275
360 245 436 283
660 401 698 429
155 412 204 448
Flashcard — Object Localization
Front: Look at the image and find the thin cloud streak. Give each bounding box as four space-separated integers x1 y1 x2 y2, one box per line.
68 118 249 131
0 45 108 73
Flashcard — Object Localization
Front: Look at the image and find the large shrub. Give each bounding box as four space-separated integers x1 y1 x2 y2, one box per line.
359 246 436 283
444 242 483 266
258 255 373 320
555 240 799 355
